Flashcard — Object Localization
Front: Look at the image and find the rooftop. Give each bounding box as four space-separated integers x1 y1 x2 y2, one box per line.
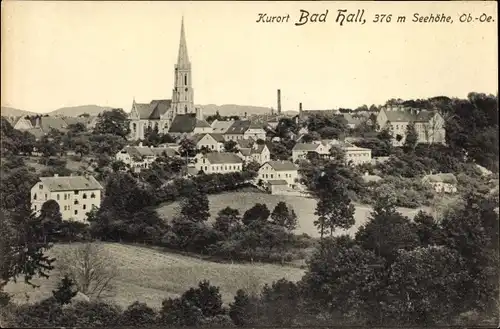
38 175 103 192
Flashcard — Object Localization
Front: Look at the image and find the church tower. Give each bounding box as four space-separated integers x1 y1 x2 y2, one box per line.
171 17 195 117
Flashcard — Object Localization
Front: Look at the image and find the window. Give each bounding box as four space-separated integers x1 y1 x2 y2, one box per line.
184 105 187 113
33 194 37 200
64 194 67 200
270 174 274 179
57 194 60 200
64 205 67 211
39 184 43 189
184 75 187 85
34 205 37 211
133 123 137 132
45 194 47 200
83 204 86 210
74 210 78 215
83 193 87 199
74 200 79 205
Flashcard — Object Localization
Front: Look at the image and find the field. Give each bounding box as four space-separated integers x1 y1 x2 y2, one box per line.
4 242 305 309
157 191 428 237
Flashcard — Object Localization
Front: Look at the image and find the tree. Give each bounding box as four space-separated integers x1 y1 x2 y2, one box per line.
223 140 238 153
0 208 55 289
67 122 87 134
313 164 356 238
181 280 225 317
242 203 270 227
403 121 418 152
270 202 297 231
229 289 258 326
213 207 241 237
52 275 78 305
260 279 301 325
57 243 117 299
119 301 157 327
180 189 210 223
179 137 197 158
93 108 130 138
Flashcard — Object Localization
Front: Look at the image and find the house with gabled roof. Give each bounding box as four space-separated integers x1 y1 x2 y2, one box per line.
3 116 33 130
237 143 271 165
115 144 179 172
422 173 458 194
376 107 446 146
31 174 103 222
292 142 330 163
193 133 225 152
194 152 244 174
223 120 252 141
243 122 267 141
211 119 234 134
168 114 212 138
258 160 298 188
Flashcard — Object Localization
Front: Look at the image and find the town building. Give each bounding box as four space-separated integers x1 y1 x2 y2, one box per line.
193 133 225 152
194 152 244 174
115 144 178 172
258 160 298 188
422 173 458 194
376 106 446 146
168 114 212 138
4 116 33 130
243 122 267 140
223 120 252 141
237 143 271 165
339 142 372 166
128 17 204 140
292 142 330 163
31 174 103 222
210 119 234 134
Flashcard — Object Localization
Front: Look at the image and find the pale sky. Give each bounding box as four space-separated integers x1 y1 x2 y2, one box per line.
1 1 497 113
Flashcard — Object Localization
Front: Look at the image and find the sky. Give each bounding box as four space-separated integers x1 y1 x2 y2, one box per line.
1 1 498 113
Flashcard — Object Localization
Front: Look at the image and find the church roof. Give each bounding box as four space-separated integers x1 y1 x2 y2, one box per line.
169 114 197 133
133 100 172 120
177 17 190 67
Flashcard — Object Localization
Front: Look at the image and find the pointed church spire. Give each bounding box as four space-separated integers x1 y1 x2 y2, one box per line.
177 16 190 67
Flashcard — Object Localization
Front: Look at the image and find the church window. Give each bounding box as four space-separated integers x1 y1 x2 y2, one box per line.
33 193 37 200
133 123 137 132
184 75 187 85
185 88 188 92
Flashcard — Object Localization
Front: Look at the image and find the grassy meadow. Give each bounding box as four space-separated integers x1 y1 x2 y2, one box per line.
4 242 305 309
157 191 428 237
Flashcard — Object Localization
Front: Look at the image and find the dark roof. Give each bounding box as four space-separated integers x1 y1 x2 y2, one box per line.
265 160 298 171
211 120 234 133
195 119 211 128
384 109 437 123
293 143 320 151
251 144 267 154
39 117 68 133
39 175 103 191
268 180 288 185
239 149 251 156
132 100 172 120
168 114 197 133
204 152 243 164
226 120 251 134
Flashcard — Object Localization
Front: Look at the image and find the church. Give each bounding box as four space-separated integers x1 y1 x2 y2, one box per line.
128 17 205 140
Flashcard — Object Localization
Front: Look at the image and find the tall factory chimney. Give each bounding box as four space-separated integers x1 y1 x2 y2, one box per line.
299 102 303 113
277 89 282 115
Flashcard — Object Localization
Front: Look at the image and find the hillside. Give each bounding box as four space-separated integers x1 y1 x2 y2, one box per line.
49 105 113 117
4 242 304 309
0 106 39 117
157 191 427 238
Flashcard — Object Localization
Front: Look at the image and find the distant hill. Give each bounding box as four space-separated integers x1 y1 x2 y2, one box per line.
198 104 273 116
1 106 39 117
49 105 113 117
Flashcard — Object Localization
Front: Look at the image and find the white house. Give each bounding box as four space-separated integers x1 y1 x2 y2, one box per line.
422 173 458 194
340 142 372 166
292 142 330 163
31 174 103 222
193 133 225 152
258 161 298 188
194 152 244 174
115 144 178 172
243 122 267 141
376 107 446 146
237 143 271 165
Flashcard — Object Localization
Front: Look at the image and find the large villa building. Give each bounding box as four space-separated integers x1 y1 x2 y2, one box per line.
128 18 207 140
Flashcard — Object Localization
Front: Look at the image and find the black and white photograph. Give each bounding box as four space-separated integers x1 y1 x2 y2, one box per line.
1 0 498 327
